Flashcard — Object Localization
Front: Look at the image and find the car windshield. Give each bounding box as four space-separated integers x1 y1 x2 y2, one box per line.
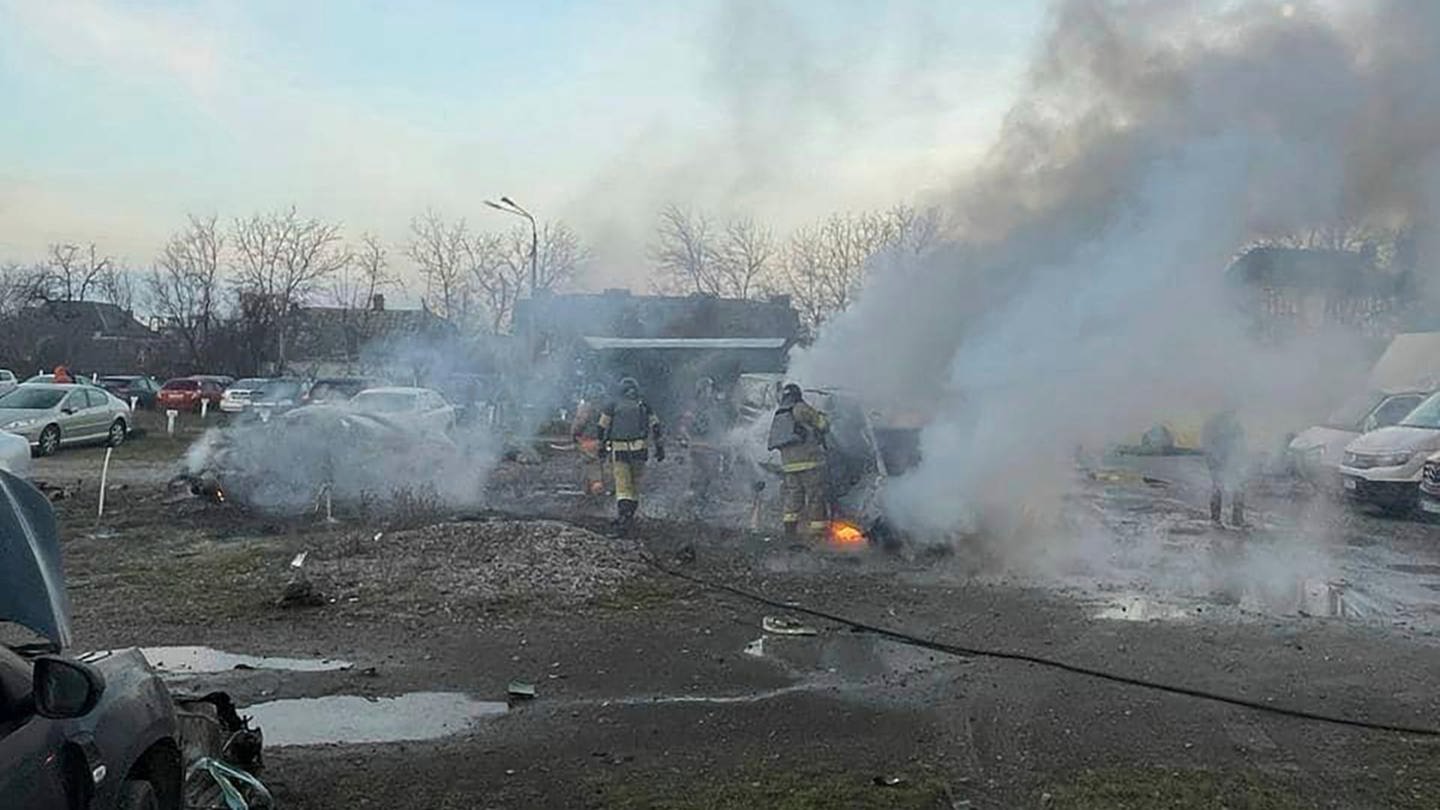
352 392 416 413
1399 393 1440 429
233 378 267 390
0 388 65 409
255 381 302 401
163 379 199 391
1325 391 1386 429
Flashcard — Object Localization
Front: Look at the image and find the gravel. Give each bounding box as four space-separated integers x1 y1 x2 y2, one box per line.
309 519 646 614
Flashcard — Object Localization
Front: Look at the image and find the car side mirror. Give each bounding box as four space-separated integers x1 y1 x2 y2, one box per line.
61 407 75 415
33 656 105 719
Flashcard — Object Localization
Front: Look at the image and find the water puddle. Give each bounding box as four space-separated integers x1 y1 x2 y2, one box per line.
243 692 507 747
1094 580 1370 623
138 646 352 674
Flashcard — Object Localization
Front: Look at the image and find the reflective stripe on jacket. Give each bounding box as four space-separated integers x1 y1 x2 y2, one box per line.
779 401 828 471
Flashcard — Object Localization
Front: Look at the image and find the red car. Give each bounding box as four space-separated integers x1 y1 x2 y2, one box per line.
157 376 225 412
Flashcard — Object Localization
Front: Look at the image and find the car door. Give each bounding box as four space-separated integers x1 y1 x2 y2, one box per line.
0 652 70 809
57 391 91 443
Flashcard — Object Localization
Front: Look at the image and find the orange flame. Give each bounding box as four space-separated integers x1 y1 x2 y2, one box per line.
827 520 866 546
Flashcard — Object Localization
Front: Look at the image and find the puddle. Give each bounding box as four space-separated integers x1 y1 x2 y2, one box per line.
243 692 507 747
138 646 352 674
1094 579 1372 624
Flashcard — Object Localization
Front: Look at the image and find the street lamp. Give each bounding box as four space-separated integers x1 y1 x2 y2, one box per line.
484 196 538 298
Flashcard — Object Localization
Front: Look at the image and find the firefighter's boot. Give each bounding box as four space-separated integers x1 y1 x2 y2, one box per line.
1231 495 1246 529
615 498 639 535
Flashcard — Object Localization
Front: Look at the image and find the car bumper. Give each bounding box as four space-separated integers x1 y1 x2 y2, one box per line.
219 400 249 413
2 425 45 445
1339 473 1418 507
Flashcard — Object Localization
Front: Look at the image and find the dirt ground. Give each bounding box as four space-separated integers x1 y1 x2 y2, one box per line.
30 409 1440 808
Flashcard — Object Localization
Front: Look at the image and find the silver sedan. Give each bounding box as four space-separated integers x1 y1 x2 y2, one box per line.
0 384 133 456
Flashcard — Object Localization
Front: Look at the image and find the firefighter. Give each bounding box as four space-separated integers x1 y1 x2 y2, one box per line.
570 383 608 497
1202 408 1247 527
598 377 665 531
52 364 74 384
768 383 829 539
679 376 727 512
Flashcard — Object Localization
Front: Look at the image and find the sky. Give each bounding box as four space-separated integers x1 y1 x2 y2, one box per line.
0 0 1045 290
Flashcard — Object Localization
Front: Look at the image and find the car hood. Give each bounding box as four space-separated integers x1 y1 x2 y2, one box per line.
0 406 56 424
1290 425 1358 455
0 469 72 647
1345 425 1440 455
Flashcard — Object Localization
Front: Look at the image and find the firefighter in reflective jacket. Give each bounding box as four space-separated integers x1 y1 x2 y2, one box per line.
598 377 665 529
768 383 829 539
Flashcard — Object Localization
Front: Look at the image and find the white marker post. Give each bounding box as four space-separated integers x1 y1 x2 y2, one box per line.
128 396 138 412
97 447 113 520
166 409 179 437
200 399 209 419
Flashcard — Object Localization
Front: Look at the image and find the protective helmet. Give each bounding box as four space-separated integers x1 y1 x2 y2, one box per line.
780 383 803 404
619 377 640 398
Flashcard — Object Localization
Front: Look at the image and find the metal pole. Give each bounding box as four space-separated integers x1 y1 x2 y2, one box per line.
529 215 538 298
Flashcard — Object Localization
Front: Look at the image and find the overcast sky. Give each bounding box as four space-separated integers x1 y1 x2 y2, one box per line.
0 0 1044 289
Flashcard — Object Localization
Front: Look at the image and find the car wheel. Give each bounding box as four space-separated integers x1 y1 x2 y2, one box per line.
107 418 127 447
116 779 160 810
37 425 60 457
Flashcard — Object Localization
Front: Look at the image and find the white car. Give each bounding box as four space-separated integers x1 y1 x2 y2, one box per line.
1289 390 1427 490
0 430 29 477
1339 391 1440 512
220 378 269 413
349 387 456 434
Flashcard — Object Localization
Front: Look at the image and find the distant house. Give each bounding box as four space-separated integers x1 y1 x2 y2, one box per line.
0 300 166 376
1227 246 1418 343
283 295 459 381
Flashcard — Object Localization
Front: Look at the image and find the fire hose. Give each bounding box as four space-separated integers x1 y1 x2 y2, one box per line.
641 553 1440 738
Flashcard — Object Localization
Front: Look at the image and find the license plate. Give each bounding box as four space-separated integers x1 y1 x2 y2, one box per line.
1343 478 1358 491
1423 499 1440 514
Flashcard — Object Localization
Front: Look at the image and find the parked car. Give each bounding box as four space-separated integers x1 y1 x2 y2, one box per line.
156 377 224 413
302 377 379 405
98 376 162 410
0 370 17 398
0 431 29 477
219 377 269 413
247 378 307 421
0 384 131 456
193 374 235 388
350 386 456 433
24 374 102 388
1339 391 1440 513
0 469 186 809
1289 390 1427 490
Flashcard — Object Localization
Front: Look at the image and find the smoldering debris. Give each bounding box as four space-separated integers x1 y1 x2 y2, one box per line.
300 520 646 614
792 0 1440 549
184 404 499 515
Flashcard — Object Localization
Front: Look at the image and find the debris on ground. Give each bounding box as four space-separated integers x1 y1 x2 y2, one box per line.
507 680 537 701
277 579 325 608
306 520 646 613
762 616 819 636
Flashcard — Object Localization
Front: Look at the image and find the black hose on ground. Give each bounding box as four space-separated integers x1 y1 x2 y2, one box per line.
641 553 1440 738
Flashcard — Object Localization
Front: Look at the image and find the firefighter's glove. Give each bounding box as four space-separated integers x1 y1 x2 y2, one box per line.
654 444 666 462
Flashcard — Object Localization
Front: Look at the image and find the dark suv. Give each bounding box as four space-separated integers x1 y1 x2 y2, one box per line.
0 471 185 809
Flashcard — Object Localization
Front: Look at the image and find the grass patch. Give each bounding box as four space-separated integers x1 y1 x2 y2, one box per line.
592 575 680 611
599 767 950 810
1047 767 1305 810
108 542 280 623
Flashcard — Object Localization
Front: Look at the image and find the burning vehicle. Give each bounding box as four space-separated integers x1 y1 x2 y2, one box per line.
0 470 266 809
185 402 485 513
734 373 919 549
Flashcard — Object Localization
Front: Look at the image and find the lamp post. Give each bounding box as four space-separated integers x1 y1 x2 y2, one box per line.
484 196 538 298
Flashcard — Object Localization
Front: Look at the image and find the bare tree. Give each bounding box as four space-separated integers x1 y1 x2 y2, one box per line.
887 204 945 255
650 205 718 295
150 215 225 367
31 242 111 303
406 210 473 323
96 265 138 313
331 232 400 310
472 221 586 332
777 207 925 332
714 218 776 299
0 262 48 315
231 207 349 369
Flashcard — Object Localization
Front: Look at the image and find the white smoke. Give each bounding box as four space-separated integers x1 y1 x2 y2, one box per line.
792 0 1440 540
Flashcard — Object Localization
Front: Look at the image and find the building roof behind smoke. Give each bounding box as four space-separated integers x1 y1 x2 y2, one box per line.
514 289 800 344
288 297 457 363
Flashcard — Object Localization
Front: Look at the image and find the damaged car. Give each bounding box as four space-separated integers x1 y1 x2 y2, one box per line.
0 470 268 809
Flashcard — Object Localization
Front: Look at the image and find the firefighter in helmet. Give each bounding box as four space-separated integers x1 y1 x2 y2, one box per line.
679 376 728 512
768 383 830 539
598 376 665 530
571 382 608 497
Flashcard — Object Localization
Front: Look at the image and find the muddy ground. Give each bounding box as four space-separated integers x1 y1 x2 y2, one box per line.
29 410 1440 808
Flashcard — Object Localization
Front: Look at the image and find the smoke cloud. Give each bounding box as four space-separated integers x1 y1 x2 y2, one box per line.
793 0 1440 539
